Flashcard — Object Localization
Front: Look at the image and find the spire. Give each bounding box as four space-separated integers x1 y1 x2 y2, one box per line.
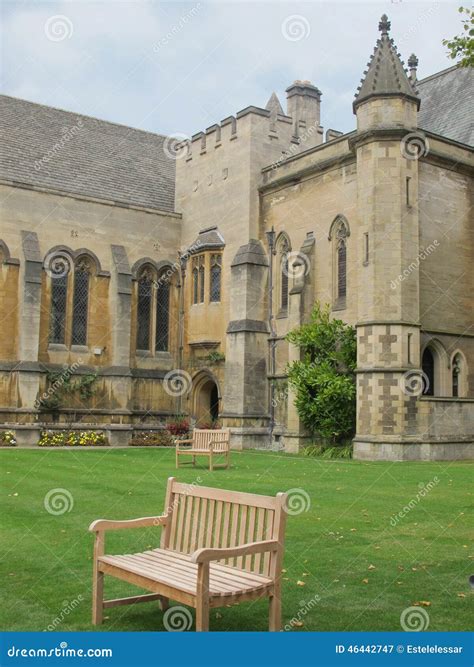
408 53 419 83
265 92 284 116
353 15 420 112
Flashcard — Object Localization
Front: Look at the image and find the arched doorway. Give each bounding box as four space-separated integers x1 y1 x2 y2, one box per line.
192 371 220 426
422 348 435 396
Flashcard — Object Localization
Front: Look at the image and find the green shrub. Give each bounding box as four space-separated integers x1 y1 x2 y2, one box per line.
303 443 353 459
0 430 17 447
287 303 356 444
37 430 109 447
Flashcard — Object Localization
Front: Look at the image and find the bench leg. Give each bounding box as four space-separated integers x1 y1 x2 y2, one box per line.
192 455 196 467
92 570 104 625
209 453 213 472
269 591 281 631
175 448 179 469
196 599 209 631
160 596 169 612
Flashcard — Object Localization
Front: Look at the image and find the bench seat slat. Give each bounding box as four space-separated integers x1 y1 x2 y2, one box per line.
99 549 272 598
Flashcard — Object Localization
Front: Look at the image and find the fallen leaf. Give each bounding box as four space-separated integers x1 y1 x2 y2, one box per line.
457 593 466 598
296 580 305 587
282 569 287 573
412 567 417 571
350 528 357 532
413 601 431 607
302 572 309 576
293 620 304 628
362 578 369 584
215 612 222 619
368 564 376 570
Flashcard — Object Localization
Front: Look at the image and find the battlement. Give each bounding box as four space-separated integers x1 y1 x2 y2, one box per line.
181 81 335 162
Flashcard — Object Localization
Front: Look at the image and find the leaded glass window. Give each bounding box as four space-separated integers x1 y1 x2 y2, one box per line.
337 240 346 299
281 254 289 310
49 274 68 343
199 261 205 303
136 268 153 350
192 264 199 305
210 254 222 302
155 276 170 352
192 255 205 304
71 258 91 345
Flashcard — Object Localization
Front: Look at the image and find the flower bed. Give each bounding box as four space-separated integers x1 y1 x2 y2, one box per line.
129 430 174 447
0 430 17 446
37 430 109 447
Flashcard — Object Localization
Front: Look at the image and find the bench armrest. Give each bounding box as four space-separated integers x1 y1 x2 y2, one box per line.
175 439 193 446
89 515 167 532
191 539 280 564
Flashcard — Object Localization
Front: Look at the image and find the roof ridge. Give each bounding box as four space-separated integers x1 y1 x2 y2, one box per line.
0 94 170 140
416 65 460 86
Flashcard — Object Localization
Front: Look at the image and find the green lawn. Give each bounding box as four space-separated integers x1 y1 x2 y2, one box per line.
1 448 472 632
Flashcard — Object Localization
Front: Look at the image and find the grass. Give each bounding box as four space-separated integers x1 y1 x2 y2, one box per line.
0 448 472 632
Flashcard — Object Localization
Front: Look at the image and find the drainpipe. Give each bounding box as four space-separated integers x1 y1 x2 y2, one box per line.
177 252 187 415
265 227 277 449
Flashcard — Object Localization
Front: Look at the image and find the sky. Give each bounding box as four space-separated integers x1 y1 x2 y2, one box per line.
0 1 465 138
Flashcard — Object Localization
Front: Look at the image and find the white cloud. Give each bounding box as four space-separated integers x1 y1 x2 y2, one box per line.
1 1 464 136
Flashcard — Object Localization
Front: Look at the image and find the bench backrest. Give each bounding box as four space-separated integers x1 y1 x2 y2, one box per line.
193 428 229 452
161 477 287 577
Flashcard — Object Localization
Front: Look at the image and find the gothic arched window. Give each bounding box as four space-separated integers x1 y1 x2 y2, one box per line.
337 239 347 300
276 233 290 315
329 216 350 309
136 267 154 351
50 272 68 344
71 257 91 346
451 352 467 398
210 254 222 302
192 255 205 304
155 272 170 352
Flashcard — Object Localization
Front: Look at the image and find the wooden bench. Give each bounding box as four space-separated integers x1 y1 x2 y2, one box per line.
175 428 230 470
89 476 287 631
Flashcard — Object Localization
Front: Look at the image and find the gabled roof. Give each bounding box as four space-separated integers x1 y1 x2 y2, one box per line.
417 66 474 146
0 95 176 212
354 14 419 111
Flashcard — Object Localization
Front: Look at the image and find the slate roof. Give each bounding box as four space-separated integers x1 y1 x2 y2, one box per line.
188 226 225 254
417 66 474 146
354 15 419 111
0 95 176 212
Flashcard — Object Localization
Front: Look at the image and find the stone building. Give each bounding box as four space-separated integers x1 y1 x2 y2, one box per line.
0 16 473 459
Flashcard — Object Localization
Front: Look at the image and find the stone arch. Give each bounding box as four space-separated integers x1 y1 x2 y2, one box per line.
421 337 449 396
0 240 11 263
43 245 108 276
275 232 291 314
328 214 351 241
450 349 468 398
191 369 221 426
131 257 175 280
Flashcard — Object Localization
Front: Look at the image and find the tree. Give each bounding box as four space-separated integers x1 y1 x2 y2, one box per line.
286 303 357 444
443 7 474 67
